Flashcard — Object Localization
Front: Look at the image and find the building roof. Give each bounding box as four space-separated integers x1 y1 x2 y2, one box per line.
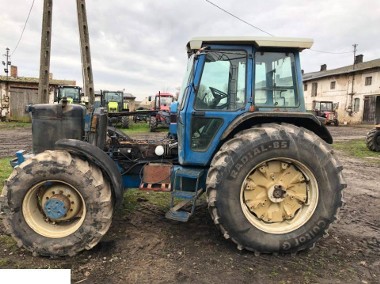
187 36 313 52
303 58 380 82
123 92 136 99
0 75 75 86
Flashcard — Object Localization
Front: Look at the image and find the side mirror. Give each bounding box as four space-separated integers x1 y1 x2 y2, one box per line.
148 96 152 102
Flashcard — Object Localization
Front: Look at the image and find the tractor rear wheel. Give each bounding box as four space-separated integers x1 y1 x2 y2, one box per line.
121 116 129 128
206 123 345 254
366 128 380 152
1 150 113 256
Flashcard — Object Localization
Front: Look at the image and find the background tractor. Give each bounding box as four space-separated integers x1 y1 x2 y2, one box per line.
1 37 345 257
99 90 130 128
149 92 175 131
312 100 339 126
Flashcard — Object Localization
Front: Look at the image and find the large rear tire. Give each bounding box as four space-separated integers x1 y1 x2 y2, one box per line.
206 123 345 254
366 128 380 152
121 116 129 129
1 150 113 256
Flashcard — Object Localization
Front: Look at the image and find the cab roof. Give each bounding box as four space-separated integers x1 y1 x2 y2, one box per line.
187 36 313 52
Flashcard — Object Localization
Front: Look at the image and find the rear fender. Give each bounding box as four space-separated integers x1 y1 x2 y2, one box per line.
221 112 333 144
55 139 123 207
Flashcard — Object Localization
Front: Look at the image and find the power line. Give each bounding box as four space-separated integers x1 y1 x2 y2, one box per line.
11 0 36 56
308 49 352 54
205 0 274 36
205 0 355 56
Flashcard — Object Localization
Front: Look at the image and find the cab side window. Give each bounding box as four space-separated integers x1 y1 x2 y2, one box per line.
254 52 298 107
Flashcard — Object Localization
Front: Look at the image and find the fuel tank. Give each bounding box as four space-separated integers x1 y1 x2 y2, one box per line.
29 103 86 153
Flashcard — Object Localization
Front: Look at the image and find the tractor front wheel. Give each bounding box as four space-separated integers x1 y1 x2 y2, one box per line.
206 123 345 254
149 116 157 132
1 150 113 256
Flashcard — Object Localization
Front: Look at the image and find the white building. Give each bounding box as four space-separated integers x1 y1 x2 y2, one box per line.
303 55 380 124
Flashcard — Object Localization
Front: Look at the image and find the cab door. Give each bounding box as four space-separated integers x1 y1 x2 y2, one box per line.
178 46 252 166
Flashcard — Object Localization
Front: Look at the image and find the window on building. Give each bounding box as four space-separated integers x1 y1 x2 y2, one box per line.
311 82 318 97
354 98 360 112
304 83 308 91
330 81 336 89
365 76 372 86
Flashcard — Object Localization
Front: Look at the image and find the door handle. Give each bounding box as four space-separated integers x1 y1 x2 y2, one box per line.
192 111 205 116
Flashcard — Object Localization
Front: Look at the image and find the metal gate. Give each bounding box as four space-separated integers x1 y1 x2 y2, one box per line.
9 87 39 121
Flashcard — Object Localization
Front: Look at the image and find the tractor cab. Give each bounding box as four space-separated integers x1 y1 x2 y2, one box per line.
101 90 125 112
176 37 315 165
153 93 175 111
55 86 82 104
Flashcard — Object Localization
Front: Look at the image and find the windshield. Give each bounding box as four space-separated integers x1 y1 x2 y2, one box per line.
104 92 122 102
178 54 195 110
158 97 173 106
254 52 298 107
59 87 80 100
320 102 333 111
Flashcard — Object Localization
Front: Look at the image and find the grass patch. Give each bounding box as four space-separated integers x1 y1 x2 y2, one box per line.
0 157 12 183
333 139 380 164
0 122 31 129
121 189 171 214
120 121 168 134
123 122 150 133
0 235 18 251
0 258 11 267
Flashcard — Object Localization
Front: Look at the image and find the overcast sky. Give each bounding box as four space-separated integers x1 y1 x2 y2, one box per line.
1 0 379 100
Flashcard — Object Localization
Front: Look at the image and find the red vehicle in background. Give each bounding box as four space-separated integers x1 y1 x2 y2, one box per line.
149 92 175 131
313 101 339 126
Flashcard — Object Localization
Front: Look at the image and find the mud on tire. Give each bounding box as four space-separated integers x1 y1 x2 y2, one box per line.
1 150 113 256
206 123 346 254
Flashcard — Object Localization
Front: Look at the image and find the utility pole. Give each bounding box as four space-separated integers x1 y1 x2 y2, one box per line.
351 44 358 95
77 0 95 106
2 47 11 114
38 0 53 103
348 43 358 115
2 47 11 75
352 44 358 67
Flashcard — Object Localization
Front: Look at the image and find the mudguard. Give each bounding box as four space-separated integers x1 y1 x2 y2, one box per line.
221 112 333 144
55 139 123 207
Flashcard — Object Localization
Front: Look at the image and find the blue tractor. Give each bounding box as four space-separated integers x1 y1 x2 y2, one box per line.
0 37 345 257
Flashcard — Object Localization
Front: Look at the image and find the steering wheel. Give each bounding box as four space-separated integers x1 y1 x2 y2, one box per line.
209 87 227 101
209 87 228 108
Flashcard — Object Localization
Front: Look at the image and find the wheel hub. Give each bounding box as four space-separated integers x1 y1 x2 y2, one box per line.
40 185 82 221
243 161 308 223
268 184 287 203
43 195 70 220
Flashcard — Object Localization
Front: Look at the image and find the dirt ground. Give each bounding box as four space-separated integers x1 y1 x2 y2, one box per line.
0 125 379 283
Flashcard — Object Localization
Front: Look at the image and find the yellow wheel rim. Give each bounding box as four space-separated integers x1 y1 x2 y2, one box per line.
22 180 86 238
241 158 318 234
